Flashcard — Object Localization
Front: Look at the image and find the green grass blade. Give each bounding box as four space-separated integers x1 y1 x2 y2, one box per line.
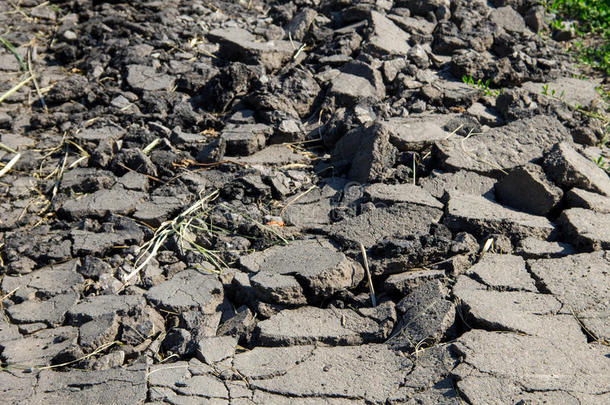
0 36 26 72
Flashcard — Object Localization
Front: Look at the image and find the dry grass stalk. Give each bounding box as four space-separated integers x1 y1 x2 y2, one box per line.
359 242 376 307
0 153 21 178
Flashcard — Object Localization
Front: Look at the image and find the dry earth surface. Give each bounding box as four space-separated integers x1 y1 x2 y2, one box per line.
0 0 609 404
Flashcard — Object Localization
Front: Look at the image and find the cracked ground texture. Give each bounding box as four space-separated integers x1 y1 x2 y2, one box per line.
0 0 609 404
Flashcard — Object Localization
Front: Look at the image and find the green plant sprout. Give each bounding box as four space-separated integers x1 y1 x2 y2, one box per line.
592 155 609 174
461 75 503 97
540 82 609 129
550 18 565 31
542 0 610 74
0 36 26 72
541 83 566 100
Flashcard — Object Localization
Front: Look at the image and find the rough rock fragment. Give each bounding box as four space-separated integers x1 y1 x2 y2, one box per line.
432 79 481 107
466 253 536 291
196 137 226 163
235 144 310 166
70 223 144 256
221 124 271 156
196 335 237 365
45 73 88 103
132 195 188 227
247 67 321 121
256 303 396 346
408 44 430 68
67 295 144 325
419 170 496 199
522 77 603 110
381 114 453 151
495 163 563 215
369 223 456 275
162 328 195 356
286 8 317 41
467 102 503 126
331 122 397 183
451 330 610 404
208 27 296 70
78 314 119 352
382 57 407 82
126 64 175 92
2 230 73 264
525 5 547 32
60 187 148 219
364 183 443 209
383 270 446 294
566 188 610 213
515 237 576 259
146 269 224 314
181 309 222 340
387 280 456 350
74 125 124 142
60 168 116 193
243 239 364 304
250 272 307 305
282 181 344 229
390 13 435 43
119 307 164 347
6 292 79 326
529 252 610 342
169 127 206 151
489 6 529 34
90 351 125 370
234 344 412 403
544 142 610 196
366 11 411 56
330 61 385 106
110 148 158 176
274 119 303 143
217 306 257 342
444 192 556 240
0 326 78 366
449 50 498 86
1 260 83 301
436 115 570 175
326 204 443 249
401 0 450 16
558 208 610 250
31 364 147 404
453 275 585 342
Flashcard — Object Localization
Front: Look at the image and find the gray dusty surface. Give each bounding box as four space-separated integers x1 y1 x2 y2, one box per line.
0 1 609 404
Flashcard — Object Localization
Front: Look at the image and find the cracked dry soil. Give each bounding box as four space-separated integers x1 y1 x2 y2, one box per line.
0 0 609 404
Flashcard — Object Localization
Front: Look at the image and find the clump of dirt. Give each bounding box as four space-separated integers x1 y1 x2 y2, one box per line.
0 1 608 403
